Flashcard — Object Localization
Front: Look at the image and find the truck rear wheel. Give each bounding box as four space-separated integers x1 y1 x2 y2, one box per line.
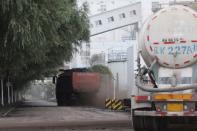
144 117 158 131
132 115 158 131
56 93 64 106
158 118 168 129
132 116 144 131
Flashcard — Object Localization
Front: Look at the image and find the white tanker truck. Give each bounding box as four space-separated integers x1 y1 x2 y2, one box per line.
132 5 197 131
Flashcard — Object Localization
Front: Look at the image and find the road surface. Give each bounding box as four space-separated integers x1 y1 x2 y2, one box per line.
0 99 197 131
0 99 132 131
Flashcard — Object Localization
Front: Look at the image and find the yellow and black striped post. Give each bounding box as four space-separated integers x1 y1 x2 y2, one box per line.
105 98 112 109
112 99 123 110
111 99 116 110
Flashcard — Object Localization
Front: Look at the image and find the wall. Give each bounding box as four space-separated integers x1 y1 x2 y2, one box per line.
108 61 128 99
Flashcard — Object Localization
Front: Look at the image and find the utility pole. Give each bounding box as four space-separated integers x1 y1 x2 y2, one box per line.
113 73 120 99
116 73 119 99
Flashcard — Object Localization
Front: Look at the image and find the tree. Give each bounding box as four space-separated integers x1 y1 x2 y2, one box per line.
89 53 105 66
89 54 100 66
0 0 90 89
89 65 112 77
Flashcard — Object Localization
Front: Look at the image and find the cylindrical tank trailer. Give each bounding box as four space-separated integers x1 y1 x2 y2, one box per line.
139 5 197 68
132 5 197 131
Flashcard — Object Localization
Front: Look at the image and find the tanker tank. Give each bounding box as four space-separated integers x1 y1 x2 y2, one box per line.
139 5 197 68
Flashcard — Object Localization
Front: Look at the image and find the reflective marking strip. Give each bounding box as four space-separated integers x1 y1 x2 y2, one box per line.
153 42 159 45
182 94 193 100
117 106 123 110
153 94 192 100
184 60 190 64
163 42 175 44
180 40 186 43
106 102 111 107
191 40 197 43
193 54 197 58
150 46 153 51
113 103 121 109
106 98 110 101
111 100 123 110
193 14 197 18
105 99 112 109
152 16 157 20
111 99 115 103
147 36 149 41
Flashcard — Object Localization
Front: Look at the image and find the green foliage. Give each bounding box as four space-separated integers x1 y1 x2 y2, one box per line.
89 65 112 77
0 0 90 88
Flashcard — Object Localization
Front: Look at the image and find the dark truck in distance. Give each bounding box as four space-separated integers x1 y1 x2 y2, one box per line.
54 68 101 106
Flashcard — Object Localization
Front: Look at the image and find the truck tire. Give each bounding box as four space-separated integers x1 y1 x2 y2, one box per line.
56 93 64 106
132 116 144 131
57 98 63 106
158 118 167 129
144 117 158 131
133 116 159 131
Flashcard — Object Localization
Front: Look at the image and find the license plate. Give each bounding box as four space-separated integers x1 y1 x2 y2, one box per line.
167 103 183 112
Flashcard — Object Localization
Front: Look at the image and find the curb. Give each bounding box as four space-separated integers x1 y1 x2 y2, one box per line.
1 107 15 117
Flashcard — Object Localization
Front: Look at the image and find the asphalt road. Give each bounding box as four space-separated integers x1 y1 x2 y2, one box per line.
0 99 132 131
1 99 197 131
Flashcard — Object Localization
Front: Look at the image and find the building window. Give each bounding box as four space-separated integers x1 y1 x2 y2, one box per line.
107 16 114 23
130 10 136 16
119 13 126 19
95 20 102 26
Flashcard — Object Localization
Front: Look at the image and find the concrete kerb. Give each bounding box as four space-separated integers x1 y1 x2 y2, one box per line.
1 107 16 117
